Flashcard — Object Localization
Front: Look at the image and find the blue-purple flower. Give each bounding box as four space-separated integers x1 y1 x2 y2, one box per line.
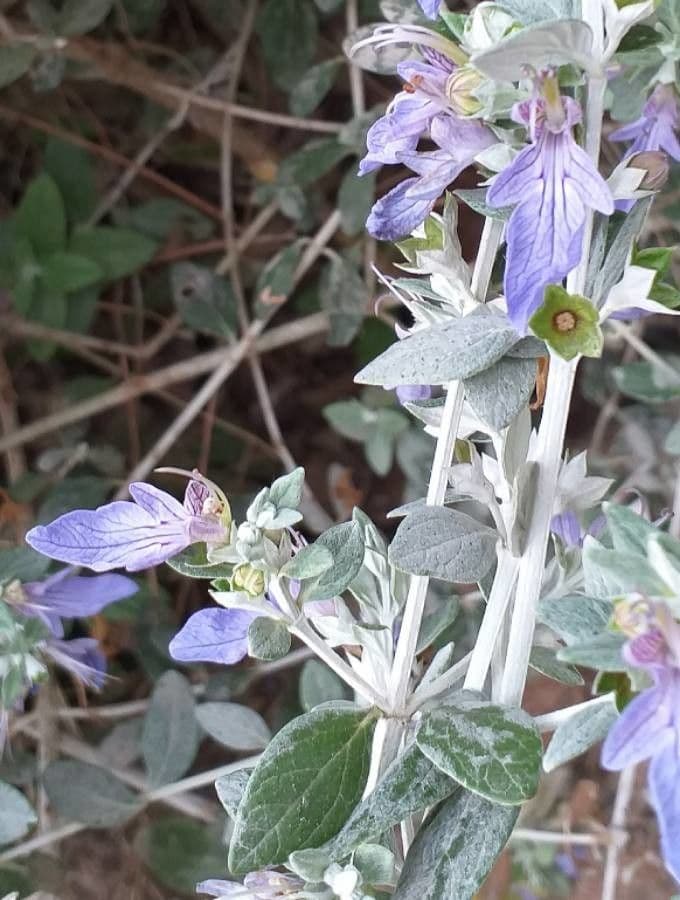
367 114 494 240
611 84 680 164
169 607 258 666
197 871 304 898
601 604 680 883
26 479 227 573
487 90 614 333
417 0 441 18
396 384 432 404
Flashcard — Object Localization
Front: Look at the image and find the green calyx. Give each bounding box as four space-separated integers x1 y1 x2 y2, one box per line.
529 285 603 362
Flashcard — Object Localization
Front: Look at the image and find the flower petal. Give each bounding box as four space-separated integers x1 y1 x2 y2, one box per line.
44 637 107 688
169 608 257 665
128 482 186 521
601 683 674 770
28 573 138 620
367 176 442 241
417 0 440 18
648 735 680 884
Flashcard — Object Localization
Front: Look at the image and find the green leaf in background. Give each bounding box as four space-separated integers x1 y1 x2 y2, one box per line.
392 789 519 900
56 0 114 35
248 617 292 661
115 198 214 242
416 700 542 805
15 173 66 257
254 242 303 310
604 502 658 556
0 546 50 586
338 168 375 237
0 45 37 89
171 262 237 337
305 520 365 601
320 256 367 346
44 138 97 224
43 761 142 827
0 781 37 846
529 646 584 686
228 706 377 873
69 225 157 280
612 358 680 403
135 818 228 895
142 671 200 787
37 475 112 523
389 507 498 584
543 698 618 772
289 59 342 117
279 138 349 189
256 0 319 90
299 660 349 712
41 251 103 294
215 768 252 819
196 702 272 751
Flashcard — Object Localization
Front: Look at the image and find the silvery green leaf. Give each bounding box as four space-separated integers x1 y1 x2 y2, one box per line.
464 357 536 431
501 405 531 483
323 398 374 441
393 789 518 900
506 336 547 358
390 506 497 584
0 44 37 89
417 599 460 653
0 781 36 846
339 168 376 236
248 617 291 661
612 358 680 403
228 706 376 873
356 312 519 387
43 761 142 827
305 521 365 601
582 537 667 597
142 671 199 787
557 633 627 671
215 769 252 820
454 188 511 221
543 698 618 772
416 701 542 805
497 0 579 25
299 660 349 711
166 544 235 579
592 199 651 305
529 646 584 686
197 702 271 751
538 594 611 645
603 502 657 556
472 19 594 82
281 543 334 580
320 256 366 346
354 843 396 886
0 547 50 587
403 396 445 429
344 25 419 74
289 58 341 117
419 642 457 689
269 467 305 510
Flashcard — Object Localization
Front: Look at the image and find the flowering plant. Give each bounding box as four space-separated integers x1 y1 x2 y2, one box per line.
4 0 680 897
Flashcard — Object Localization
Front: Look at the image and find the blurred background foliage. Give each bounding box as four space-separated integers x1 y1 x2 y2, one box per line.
0 0 679 897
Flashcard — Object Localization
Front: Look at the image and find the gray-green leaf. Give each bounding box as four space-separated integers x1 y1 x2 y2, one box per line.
197 702 271 751
543 698 618 772
305 520 365 601
142 671 199 787
464 357 536 431
0 781 36 846
248 617 292 661
43 761 142 827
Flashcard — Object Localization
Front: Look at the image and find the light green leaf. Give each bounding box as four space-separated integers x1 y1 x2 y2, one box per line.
582 538 668 597
15 173 66 256
299 660 349 712
269 467 305 510
529 645 584 686
557 633 627 671
248 617 292 661
69 225 157 281
416 700 542 805
281 543 334 580
228 706 377 873
197 702 271 751
43 761 142 827
339 168 376 237
538 594 611 645
543 698 618 772
389 507 497 584
215 768 252 819
393 789 518 900
166 544 234 579
142 671 199 787
320 256 367 347
305 520 365 601
0 782 36 846
355 312 520 387
0 45 37 89
603 502 657 556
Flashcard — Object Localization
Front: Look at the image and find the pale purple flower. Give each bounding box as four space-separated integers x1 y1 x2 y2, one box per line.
611 84 680 163
19 568 137 636
367 114 494 240
396 384 432 404
601 605 680 883
359 55 455 175
197 871 304 898
169 608 258 666
417 0 441 17
26 480 227 573
487 93 614 333
43 637 107 689
550 511 582 548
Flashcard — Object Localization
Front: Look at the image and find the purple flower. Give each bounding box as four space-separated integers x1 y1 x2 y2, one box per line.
197 871 303 898
26 480 227 573
487 91 614 333
19 568 137 636
396 383 432 404
601 606 680 883
417 0 441 17
550 511 582 548
43 637 107 689
367 114 494 240
169 608 258 666
611 84 680 163
359 56 455 176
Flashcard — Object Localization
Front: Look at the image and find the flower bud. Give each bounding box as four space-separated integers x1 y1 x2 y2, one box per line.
446 66 483 116
628 150 670 192
232 563 266 597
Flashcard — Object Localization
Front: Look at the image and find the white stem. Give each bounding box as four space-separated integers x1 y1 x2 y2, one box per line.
463 547 520 694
